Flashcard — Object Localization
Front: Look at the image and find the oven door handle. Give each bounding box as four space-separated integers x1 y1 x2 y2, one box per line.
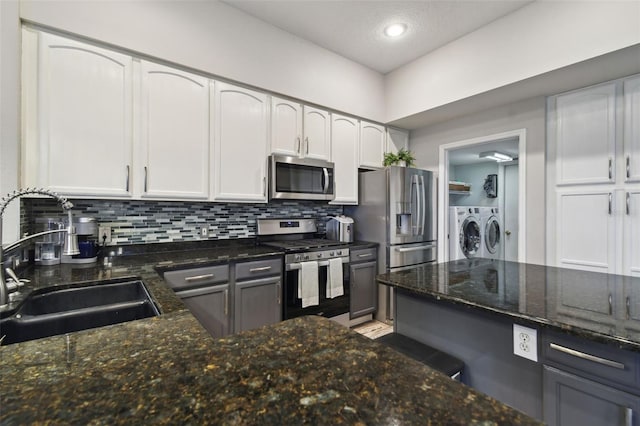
395 244 436 253
286 257 348 271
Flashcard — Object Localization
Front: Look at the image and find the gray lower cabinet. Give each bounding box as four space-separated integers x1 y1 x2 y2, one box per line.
234 276 281 333
176 284 230 338
350 247 377 318
543 365 640 426
234 258 282 333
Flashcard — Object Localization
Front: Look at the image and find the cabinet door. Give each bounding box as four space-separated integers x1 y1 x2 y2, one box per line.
213 82 268 202
386 127 409 155
624 190 640 277
330 114 359 205
543 366 639 426
360 121 385 169
303 106 331 160
235 276 281 333
178 284 230 338
556 191 617 274
624 75 640 183
554 83 617 185
32 32 133 197
271 97 303 157
350 260 377 318
139 61 209 199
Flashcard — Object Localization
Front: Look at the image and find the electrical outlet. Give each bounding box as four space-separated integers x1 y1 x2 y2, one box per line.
98 226 112 243
200 227 209 237
513 324 538 362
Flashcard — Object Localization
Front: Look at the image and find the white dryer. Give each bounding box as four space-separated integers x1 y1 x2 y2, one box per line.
480 207 502 259
449 206 483 260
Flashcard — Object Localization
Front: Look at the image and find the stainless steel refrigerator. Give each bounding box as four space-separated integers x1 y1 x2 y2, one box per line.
345 166 437 321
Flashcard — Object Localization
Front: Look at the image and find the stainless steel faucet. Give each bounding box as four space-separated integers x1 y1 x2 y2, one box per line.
0 188 80 306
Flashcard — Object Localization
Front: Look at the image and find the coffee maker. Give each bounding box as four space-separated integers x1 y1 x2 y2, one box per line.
61 217 99 264
34 217 64 265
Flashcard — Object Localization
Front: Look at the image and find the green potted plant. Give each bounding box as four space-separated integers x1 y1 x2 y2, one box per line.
383 148 415 167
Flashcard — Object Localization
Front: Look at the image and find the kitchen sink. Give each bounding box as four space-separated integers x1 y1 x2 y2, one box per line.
0 279 160 345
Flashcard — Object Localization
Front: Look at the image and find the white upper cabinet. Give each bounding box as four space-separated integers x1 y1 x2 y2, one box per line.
623 75 640 183
330 114 359 205
359 121 385 169
303 106 331 161
386 127 409 155
556 190 617 274
212 82 268 202
23 31 133 197
624 190 640 277
554 83 617 185
271 97 303 157
138 61 210 200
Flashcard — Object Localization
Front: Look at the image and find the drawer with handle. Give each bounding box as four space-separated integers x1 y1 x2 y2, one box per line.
164 264 230 291
350 248 377 263
235 257 282 281
542 330 639 391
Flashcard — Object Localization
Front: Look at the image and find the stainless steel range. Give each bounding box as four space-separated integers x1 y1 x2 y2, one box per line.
257 218 350 325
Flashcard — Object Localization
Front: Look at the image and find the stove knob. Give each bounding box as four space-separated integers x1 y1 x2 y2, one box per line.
303 255 310 261
337 250 342 256
294 254 301 262
330 251 335 256
316 253 322 259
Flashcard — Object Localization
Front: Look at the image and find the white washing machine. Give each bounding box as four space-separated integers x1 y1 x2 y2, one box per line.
449 206 483 260
480 207 502 260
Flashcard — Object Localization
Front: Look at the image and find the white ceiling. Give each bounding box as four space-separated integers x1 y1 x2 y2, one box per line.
222 0 534 74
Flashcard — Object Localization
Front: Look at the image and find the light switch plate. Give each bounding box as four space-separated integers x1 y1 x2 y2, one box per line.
513 324 538 362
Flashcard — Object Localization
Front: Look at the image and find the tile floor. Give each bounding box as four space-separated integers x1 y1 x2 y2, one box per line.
352 320 393 340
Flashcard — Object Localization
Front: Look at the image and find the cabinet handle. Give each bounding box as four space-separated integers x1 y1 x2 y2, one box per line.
627 155 631 179
263 177 266 197
625 407 633 426
276 283 281 305
357 253 372 258
296 137 301 154
609 193 612 215
125 165 130 192
305 137 309 154
249 266 272 272
627 192 631 215
144 166 148 193
627 296 631 320
184 273 214 282
549 343 625 369
609 293 613 315
224 289 228 316
608 158 613 180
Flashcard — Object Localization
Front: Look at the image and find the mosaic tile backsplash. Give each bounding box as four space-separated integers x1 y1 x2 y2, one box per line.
22 199 343 245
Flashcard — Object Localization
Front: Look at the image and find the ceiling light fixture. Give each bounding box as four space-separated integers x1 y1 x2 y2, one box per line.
384 23 407 38
479 151 514 162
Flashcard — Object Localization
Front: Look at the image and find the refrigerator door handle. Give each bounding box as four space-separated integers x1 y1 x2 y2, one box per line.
419 175 426 235
411 175 418 236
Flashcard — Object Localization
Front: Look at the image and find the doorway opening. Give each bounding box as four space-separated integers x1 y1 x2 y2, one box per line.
438 129 527 263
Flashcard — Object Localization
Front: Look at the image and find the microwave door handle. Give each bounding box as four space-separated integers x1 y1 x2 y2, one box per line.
322 168 329 193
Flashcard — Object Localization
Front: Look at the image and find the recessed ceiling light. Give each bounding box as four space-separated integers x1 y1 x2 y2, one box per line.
384 23 407 38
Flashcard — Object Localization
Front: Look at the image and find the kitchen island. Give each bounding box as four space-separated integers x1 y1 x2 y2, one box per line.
0 242 538 424
377 258 640 424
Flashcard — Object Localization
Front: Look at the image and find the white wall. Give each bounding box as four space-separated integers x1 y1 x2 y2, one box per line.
20 0 386 122
410 96 546 264
0 0 20 244
386 1 640 123
451 163 499 207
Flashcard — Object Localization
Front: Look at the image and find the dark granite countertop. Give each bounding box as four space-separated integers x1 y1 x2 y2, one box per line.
377 258 640 352
1 241 537 424
1 315 538 424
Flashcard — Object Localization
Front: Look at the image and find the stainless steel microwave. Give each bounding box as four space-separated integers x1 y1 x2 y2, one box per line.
269 155 335 201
